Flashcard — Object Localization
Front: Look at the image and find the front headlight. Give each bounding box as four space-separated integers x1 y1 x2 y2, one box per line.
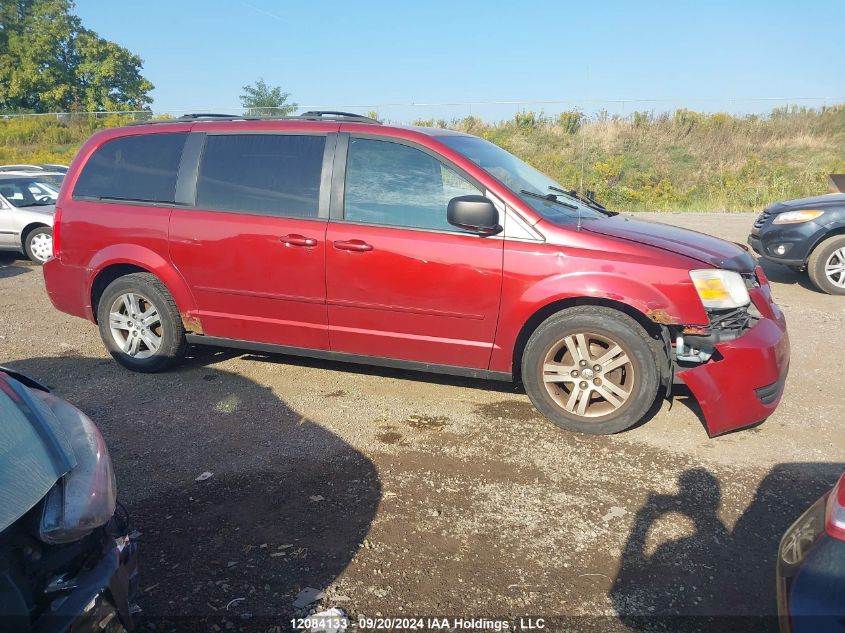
689 269 751 309
772 209 824 224
32 392 117 544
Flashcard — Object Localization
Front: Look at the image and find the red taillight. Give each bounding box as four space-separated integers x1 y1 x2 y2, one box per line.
825 473 845 541
52 206 62 258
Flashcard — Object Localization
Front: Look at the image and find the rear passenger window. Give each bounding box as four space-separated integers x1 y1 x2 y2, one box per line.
74 132 187 203
196 134 325 218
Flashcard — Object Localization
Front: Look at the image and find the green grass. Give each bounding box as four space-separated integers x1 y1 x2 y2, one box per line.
415 105 845 212
1 106 844 212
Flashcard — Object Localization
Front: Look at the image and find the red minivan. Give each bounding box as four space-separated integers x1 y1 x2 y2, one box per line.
43 111 789 436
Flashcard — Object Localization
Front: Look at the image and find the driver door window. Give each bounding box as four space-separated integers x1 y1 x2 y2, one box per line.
343 138 480 231
0 183 30 206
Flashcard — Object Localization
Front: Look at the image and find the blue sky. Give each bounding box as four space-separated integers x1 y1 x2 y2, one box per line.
75 0 844 121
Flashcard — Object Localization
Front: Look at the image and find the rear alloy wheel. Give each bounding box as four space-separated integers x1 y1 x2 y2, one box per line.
108 292 162 360
807 235 845 295
522 307 659 434
24 227 53 264
97 273 187 372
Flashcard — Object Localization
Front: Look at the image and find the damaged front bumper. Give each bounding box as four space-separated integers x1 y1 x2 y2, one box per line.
676 284 790 436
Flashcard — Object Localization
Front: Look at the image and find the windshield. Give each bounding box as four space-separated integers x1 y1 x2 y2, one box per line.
0 178 59 208
39 174 64 189
437 135 605 223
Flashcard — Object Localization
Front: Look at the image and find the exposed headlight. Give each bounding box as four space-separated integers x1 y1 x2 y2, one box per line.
32 392 117 544
689 269 751 309
772 209 824 224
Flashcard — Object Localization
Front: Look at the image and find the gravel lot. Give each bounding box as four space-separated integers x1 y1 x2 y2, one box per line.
1 212 843 632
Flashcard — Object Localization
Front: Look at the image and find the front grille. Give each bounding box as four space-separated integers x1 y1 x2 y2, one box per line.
753 209 773 229
709 306 753 331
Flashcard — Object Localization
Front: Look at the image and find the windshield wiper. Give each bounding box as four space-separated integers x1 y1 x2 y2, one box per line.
548 185 616 215
520 189 578 210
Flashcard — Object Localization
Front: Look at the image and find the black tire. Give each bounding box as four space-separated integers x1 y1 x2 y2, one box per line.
807 235 845 295
521 306 659 435
96 272 187 372
23 226 52 264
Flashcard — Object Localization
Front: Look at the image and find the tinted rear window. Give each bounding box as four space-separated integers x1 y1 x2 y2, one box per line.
74 132 188 203
195 134 325 218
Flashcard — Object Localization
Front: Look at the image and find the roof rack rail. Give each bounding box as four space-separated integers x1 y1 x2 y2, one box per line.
174 113 257 121
299 110 381 124
127 111 383 126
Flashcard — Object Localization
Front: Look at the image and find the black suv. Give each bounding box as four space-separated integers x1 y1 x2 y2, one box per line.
749 192 845 294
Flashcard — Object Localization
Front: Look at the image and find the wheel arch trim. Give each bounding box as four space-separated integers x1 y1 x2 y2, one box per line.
20 222 51 248
493 271 697 376
87 245 197 325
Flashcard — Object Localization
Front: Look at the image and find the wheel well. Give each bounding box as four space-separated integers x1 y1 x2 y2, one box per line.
20 222 50 246
90 264 150 322
809 227 845 256
511 297 666 382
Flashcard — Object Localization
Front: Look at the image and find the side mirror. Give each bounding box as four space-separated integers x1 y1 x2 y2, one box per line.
447 195 502 236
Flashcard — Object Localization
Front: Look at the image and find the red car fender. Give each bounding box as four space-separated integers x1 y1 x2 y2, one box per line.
87 244 198 324
489 270 708 373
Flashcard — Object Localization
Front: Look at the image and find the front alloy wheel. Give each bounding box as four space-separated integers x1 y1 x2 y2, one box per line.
824 247 845 289
808 235 845 295
542 332 635 418
522 306 660 435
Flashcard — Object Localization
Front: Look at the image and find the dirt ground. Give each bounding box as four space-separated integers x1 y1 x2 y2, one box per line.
1 212 843 632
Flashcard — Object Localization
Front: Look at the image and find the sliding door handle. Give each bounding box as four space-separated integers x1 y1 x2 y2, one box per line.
333 239 373 252
280 234 317 247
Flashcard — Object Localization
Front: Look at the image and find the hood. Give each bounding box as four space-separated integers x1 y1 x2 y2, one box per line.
581 215 756 272
19 203 57 218
770 193 845 211
0 370 74 532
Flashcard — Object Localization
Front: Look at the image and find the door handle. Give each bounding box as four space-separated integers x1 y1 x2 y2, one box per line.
333 239 373 252
280 234 317 247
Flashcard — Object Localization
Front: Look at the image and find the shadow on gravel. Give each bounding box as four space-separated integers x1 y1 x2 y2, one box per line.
0 253 31 279
5 355 381 632
759 260 818 293
198 347 520 394
611 463 844 632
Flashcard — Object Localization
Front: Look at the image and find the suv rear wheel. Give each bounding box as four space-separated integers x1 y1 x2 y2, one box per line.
522 306 659 434
807 235 845 295
97 273 187 372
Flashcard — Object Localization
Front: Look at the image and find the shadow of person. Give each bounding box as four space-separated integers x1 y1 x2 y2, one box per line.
611 469 730 631
612 464 844 633
0 253 31 279
3 355 381 632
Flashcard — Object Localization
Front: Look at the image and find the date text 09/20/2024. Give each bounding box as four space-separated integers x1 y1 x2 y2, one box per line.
291 616 547 630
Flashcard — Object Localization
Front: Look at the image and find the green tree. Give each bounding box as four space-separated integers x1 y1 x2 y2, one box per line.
240 78 296 117
0 0 153 113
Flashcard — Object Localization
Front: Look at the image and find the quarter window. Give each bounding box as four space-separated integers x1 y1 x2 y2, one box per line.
196 134 325 218
344 138 480 231
74 132 187 203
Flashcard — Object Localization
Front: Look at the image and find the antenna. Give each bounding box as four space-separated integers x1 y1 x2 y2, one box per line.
577 127 586 230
